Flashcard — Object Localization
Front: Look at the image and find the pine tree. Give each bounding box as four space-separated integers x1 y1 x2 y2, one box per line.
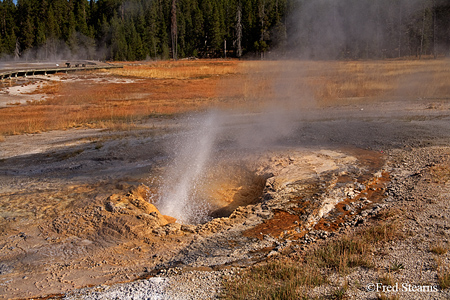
0 0 449 60
0 0 17 55
110 14 127 60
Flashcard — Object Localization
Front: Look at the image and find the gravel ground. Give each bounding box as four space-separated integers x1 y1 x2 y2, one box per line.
306 146 450 300
55 145 450 300
61 269 235 300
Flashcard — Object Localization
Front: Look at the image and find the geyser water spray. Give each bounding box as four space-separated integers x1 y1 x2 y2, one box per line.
156 111 223 224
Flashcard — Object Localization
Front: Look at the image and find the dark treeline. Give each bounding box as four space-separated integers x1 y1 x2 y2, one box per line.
286 0 450 60
0 0 449 61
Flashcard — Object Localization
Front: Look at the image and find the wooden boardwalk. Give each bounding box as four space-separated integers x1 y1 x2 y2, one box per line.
0 60 122 80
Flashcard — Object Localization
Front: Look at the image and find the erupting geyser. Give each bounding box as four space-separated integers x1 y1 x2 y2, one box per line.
156 111 224 224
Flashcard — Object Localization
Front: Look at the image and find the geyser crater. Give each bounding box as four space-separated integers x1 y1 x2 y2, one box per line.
154 161 268 224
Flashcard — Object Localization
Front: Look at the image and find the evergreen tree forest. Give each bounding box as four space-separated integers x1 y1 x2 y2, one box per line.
0 0 449 61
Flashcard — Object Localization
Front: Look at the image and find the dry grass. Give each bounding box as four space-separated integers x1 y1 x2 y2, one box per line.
218 58 450 112
0 60 231 135
1 58 449 135
363 220 403 244
222 212 404 299
306 59 447 100
222 260 322 300
438 269 450 289
435 256 450 289
307 234 374 274
429 162 450 184
377 293 400 300
330 283 349 300
379 273 395 286
431 243 448 255
109 60 238 79
388 260 405 272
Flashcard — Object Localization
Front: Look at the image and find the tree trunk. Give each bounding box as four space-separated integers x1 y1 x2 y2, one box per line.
14 39 20 60
236 3 242 58
259 0 265 60
433 0 437 58
171 0 178 60
420 5 426 59
398 2 402 58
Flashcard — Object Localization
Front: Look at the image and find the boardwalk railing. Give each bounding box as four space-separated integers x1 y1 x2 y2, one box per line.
0 61 122 80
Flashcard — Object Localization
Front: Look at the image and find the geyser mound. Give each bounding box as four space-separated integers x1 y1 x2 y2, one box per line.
155 162 267 224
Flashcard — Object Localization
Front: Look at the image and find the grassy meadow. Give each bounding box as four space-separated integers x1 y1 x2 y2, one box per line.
0 58 449 136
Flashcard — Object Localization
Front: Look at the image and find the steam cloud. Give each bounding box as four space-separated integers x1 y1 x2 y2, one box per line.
155 0 449 223
1 33 107 63
278 0 446 59
156 64 315 224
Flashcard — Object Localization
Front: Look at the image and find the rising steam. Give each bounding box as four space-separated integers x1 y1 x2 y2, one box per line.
156 111 224 224
154 64 313 223
153 0 447 224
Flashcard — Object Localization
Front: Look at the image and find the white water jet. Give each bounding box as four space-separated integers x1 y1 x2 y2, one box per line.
156 111 223 224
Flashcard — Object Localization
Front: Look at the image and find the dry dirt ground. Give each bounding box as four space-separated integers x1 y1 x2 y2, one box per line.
0 67 450 299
